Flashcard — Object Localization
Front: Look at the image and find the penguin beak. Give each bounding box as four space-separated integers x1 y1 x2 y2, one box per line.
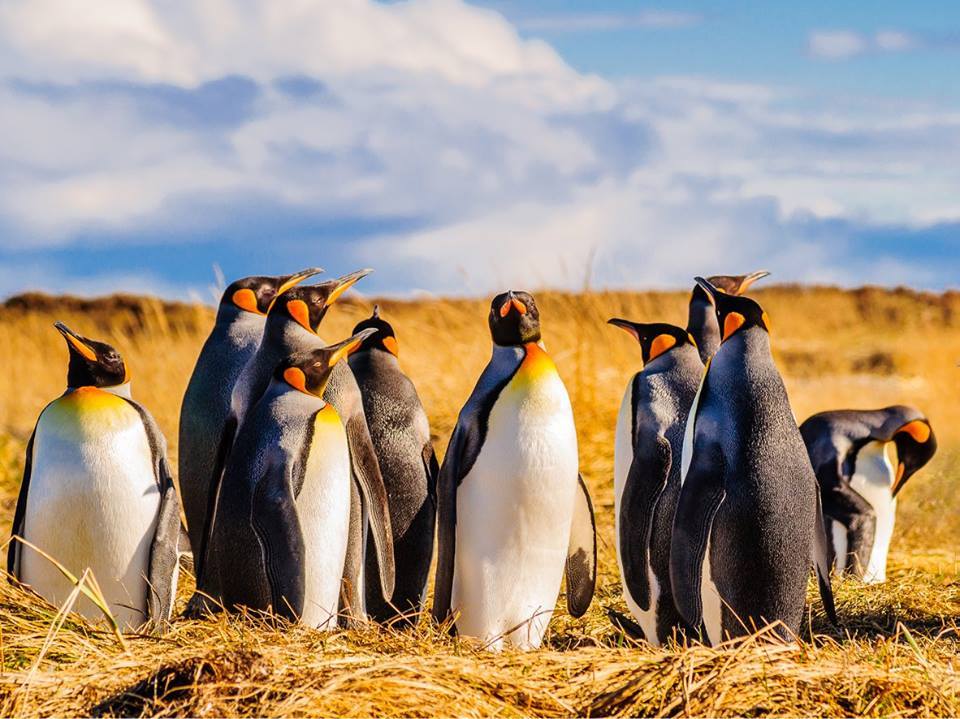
54 322 97 361
607 318 640 341
330 327 378 365
276 267 324 297
735 270 770 296
891 463 909 497
499 294 528 318
324 268 372 308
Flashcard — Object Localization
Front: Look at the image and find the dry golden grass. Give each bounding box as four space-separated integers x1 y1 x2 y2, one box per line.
0 284 958 717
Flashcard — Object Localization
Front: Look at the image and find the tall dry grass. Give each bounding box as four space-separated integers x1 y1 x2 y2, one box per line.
0 284 958 716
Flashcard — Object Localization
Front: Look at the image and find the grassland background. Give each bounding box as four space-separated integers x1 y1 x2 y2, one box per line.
0 284 958 717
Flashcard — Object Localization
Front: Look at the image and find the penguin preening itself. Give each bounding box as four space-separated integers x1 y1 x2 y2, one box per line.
433 291 597 650
608 319 702 646
671 279 836 645
179 268 322 565
686 271 769 363
203 330 376 628
349 306 438 626
800 407 936 583
192 270 395 620
8 323 184 631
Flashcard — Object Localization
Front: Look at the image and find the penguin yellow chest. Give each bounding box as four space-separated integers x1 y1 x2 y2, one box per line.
21 388 159 630
453 344 580 650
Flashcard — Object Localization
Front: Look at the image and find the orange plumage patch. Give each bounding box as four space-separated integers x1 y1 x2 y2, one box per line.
383 336 400 357
722 312 746 341
648 334 676 361
899 420 931 443
287 299 312 332
283 367 309 394
232 288 261 314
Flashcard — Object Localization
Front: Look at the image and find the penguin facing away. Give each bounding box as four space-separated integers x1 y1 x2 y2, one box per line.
686 271 769 363
179 268 322 564
8 323 184 631
205 329 376 628
800 406 936 583
671 278 836 645
348 306 438 626
433 291 597 650
608 318 702 646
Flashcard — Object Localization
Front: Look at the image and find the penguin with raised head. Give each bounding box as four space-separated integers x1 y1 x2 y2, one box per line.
608 319 702 645
687 271 769 363
800 406 936 583
8 323 184 631
433 291 597 650
192 270 394 619
671 278 836 645
205 330 376 628
348 306 438 626
179 268 321 564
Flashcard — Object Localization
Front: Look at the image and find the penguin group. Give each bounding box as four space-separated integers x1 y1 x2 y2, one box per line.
5 267 937 650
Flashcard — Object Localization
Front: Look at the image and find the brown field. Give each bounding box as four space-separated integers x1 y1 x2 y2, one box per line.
0 284 958 717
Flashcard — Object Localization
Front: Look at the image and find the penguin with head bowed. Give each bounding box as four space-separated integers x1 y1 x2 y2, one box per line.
686 271 769 363
179 268 322 567
204 330 377 627
8 323 185 632
348 306 438 626
670 278 836 645
607 319 702 645
800 406 936 584
433 290 597 650
190 269 395 622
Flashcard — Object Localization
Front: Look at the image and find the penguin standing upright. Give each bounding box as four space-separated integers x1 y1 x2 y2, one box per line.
205 330 376 628
800 406 936 583
193 271 395 618
179 269 321 563
608 319 701 645
671 279 836 645
348 306 438 626
433 291 597 650
8 323 183 631
686 271 769 363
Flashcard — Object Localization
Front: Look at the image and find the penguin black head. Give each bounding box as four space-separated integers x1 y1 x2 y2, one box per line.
278 328 378 398
270 268 373 334
55 322 128 389
607 319 694 365
222 267 324 316
489 291 541 346
694 277 772 344
350 305 399 357
891 418 937 496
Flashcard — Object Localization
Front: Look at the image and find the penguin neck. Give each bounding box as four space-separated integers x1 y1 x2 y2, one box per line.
686 297 719 358
643 342 700 377
65 381 132 398
351 347 399 369
267 377 326 407
713 328 774 373
264 317 323 355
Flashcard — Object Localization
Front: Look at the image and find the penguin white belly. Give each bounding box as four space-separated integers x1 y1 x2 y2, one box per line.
613 383 661 644
700 536 724 646
20 389 159 631
831 521 848 573
453 352 578 650
296 405 352 629
849 441 897 583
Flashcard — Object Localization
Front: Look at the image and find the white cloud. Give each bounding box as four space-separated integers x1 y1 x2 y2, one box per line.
515 11 702 33
874 30 915 52
808 30 868 60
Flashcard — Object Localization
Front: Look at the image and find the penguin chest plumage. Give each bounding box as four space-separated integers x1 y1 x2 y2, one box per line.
842 440 896 583
294 404 352 629
453 345 579 650
21 388 159 630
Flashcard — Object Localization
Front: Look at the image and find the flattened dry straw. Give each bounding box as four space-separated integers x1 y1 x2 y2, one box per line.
0 286 959 716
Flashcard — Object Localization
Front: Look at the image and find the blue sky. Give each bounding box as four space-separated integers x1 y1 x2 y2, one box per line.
0 0 958 300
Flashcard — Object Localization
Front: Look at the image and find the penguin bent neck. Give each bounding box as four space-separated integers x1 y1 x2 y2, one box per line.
848 440 897 583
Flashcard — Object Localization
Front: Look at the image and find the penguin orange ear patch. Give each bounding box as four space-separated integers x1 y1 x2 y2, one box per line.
383 336 399 357
722 312 746 341
64 333 98 361
899 420 931 443
283 367 309 394
232 288 260 314
648 334 676 361
286 299 313 332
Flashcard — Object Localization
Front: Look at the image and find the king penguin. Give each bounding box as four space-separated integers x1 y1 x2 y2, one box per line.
348 306 438 626
670 278 836 645
800 406 936 583
179 268 321 565
433 291 597 650
192 270 395 619
686 271 769 363
204 329 376 628
608 318 702 645
8 323 184 631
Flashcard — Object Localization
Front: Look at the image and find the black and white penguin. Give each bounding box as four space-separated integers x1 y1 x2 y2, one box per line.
686 271 769 363
800 406 936 583
8 323 184 631
433 291 597 650
348 306 438 626
608 318 702 645
671 278 836 645
204 330 376 628
179 268 321 563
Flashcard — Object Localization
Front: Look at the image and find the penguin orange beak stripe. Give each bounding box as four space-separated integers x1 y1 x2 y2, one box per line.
330 336 366 365
276 267 324 297
233 288 261 315
54 322 97 361
287 299 313 332
325 269 373 308
892 462 908 497
499 298 527 317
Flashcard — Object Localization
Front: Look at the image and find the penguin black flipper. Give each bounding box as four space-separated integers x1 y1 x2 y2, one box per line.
565 473 597 618
7 427 37 581
669 438 726 628
194 414 238 582
619 432 671 611
422 442 439 507
816 456 876 575
812 488 838 625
